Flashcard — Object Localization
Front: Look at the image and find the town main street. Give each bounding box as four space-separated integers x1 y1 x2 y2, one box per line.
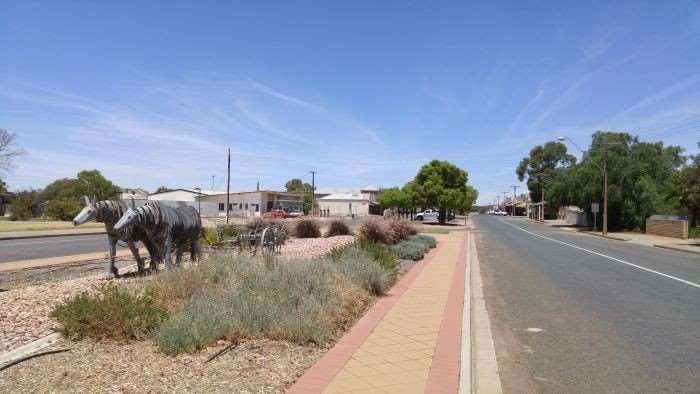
473 215 700 393
0 235 127 263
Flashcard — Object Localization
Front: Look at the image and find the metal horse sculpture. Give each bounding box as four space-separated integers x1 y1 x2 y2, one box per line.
113 201 201 270
72 197 160 277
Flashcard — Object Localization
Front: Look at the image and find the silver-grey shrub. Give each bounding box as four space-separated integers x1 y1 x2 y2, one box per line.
155 255 367 355
408 234 436 249
329 246 392 296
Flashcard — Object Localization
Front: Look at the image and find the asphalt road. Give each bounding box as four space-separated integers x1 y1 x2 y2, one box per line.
0 235 129 263
473 215 700 393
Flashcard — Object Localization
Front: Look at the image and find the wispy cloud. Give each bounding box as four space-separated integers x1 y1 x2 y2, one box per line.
0 75 406 192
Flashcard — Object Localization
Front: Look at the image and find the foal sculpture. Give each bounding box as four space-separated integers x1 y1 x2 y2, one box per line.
72 197 160 277
113 201 201 270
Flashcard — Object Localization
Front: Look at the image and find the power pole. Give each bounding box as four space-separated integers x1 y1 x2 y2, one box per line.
309 170 316 216
511 185 519 216
603 145 608 235
502 191 508 212
226 148 231 224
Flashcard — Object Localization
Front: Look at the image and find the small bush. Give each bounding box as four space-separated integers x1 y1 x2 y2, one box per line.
357 217 391 244
690 226 700 239
201 228 222 247
155 256 368 354
246 217 267 231
327 219 352 237
50 283 168 341
409 234 437 249
387 219 417 243
330 247 392 296
295 219 321 238
357 239 397 274
391 241 426 261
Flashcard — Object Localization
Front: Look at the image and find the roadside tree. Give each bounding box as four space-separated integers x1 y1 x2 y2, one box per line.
285 178 313 214
406 160 477 224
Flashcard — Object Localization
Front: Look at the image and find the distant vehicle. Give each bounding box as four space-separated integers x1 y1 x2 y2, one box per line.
493 209 507 216
263 209 289 219
286 209 303 218
487 209 495 215
415 209 439 221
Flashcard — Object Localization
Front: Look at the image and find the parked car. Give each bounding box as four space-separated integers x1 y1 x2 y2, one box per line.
415 209 439 221
493 209 507 216
286 209 303 218
263 209 289 219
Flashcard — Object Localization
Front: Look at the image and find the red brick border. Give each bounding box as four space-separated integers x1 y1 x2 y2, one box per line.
288 241 446 394
425 230 468 393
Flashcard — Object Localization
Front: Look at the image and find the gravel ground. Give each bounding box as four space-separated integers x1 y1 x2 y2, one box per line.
279 235 355 258
0 338 324 393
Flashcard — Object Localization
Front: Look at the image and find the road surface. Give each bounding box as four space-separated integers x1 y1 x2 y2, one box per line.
473 215 700 393
0 235 129 263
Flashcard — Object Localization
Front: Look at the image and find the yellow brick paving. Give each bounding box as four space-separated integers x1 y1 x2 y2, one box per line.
323 232 463 394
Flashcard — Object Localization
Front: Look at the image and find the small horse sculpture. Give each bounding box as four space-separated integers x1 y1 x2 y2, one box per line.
113 201 201 270
72 196 160 277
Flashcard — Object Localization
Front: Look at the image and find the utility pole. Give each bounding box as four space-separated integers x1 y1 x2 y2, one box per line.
502 191 508 212
511 185 519 216
603 144 608 235
226 148 231 224
310 170 316 216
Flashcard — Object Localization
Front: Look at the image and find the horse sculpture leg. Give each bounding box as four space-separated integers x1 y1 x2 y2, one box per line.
128 241 145 274
190 238 200 262
163 236 174 270
107 236 119 278
143 238 160 272
175 245 184 266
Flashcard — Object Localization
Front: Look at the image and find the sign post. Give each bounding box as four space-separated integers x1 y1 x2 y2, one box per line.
591 203 600 232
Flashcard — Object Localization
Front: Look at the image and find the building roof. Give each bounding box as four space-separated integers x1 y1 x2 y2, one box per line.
319 193 370 201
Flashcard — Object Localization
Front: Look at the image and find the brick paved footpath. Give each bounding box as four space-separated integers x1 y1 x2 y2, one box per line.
289 230 468 393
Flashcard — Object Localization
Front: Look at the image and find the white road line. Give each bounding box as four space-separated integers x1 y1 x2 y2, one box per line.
499 219 700 290
0 236 106 247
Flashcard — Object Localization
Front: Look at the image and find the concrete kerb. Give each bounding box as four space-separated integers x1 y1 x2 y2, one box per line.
653 243 700 255
0 230 106 241
464 220 503 394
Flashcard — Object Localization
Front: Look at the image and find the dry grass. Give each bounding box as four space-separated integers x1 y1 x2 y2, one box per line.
326 219 352 237
357 217 391 244
0 220 103 233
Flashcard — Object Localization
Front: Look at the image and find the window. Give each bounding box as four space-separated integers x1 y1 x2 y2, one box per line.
245 203 248 209
254 204 259 212
218 203 224 211
228 203 234 210
239 203 243 209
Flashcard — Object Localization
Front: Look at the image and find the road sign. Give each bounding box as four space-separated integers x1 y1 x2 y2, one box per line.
591 203 600 213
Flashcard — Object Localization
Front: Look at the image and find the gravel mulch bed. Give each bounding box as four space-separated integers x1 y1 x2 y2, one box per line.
279 235 355 258
0 338 324 393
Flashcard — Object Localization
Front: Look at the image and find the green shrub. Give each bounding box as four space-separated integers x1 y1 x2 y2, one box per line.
155 256 368 354
357 239 397 274
330 247 392 296
50 283 168 341
357 217 391 244
409 234 437 249
44 198 82 221
387 219 416 243
327 219 352 237
690 226 700 239
391 240 426 261
295 219 321 238
201 228 222 247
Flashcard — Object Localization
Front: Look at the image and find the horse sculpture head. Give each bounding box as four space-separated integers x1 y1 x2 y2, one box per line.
114 207 141 234
73 196 97 226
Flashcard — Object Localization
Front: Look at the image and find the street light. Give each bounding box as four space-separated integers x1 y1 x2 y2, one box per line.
557 135 624 236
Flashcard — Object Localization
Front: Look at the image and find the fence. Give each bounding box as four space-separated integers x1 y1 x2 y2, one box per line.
646 217 688 239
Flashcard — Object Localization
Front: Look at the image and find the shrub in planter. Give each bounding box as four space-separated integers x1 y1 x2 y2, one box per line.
50 283 168 341
387 219 417 243
357 239 397 274
246 217 267 231
357 217 391 244
391 240 426 261
330 247 392 296
201 228 222 247
295 218 321 238
327 219 352 237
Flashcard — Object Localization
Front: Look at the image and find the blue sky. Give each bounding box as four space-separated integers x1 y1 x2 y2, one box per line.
1 1 699 204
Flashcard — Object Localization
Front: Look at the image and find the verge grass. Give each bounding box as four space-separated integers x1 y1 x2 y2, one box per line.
0 220 103 233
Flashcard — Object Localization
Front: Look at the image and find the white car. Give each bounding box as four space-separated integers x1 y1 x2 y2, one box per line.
493 210 507 216
414 209 439 221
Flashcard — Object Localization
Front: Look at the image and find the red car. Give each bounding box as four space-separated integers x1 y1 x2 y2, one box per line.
263 209 289 219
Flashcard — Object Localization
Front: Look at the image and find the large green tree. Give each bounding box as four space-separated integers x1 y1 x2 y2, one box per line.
38 170 121 220
516 141 576 202
670 142 700 227
534 132 685 230
406 160 478 223
285 178 313 214
376 187 409 209
9 189 40 220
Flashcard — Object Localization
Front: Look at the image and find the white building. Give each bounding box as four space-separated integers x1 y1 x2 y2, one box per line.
148 189 206 202
317 186 382 217
197 190 304 217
